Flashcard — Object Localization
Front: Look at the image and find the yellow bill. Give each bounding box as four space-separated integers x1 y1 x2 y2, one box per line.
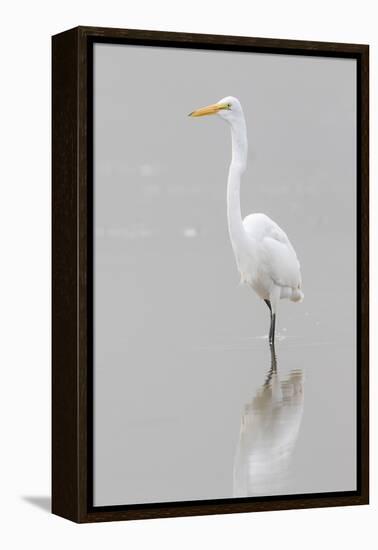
188 102 230 117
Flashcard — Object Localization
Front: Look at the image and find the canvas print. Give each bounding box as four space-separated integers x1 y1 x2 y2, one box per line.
93 44 356 506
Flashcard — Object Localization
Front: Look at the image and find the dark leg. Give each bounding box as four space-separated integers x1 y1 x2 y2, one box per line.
269 313 276 345
269 339 277 373
265 300 276 344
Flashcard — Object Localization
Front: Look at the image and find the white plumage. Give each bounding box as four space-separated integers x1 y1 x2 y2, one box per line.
241 213 303 302
190 96 303 342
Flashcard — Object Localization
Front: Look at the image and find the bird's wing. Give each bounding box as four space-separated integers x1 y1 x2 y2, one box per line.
262 236 302 289
243 213 302 290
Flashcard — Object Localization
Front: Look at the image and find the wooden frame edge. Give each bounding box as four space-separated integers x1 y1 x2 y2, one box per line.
52 27 80 522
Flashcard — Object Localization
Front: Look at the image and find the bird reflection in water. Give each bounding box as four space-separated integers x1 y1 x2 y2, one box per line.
233 344 304 497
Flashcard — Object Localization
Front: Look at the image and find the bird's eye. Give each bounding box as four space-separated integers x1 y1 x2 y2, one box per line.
227 103 232 109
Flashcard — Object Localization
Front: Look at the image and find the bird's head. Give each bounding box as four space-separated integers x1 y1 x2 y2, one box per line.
188 96 243 124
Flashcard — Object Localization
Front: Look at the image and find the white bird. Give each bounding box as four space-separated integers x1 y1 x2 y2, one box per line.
189 96 303 344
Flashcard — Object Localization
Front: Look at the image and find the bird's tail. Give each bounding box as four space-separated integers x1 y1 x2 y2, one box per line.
291 288 304 303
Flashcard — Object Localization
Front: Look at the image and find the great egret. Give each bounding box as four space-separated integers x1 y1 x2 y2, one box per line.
189 96 303 343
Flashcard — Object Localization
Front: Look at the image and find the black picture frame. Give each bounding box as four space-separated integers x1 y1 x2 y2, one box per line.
52 26 369 523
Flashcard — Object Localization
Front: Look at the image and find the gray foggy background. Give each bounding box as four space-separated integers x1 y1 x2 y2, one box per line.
93 43 356 506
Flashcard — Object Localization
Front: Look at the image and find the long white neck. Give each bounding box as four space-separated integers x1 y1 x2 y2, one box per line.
227 115 248 256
